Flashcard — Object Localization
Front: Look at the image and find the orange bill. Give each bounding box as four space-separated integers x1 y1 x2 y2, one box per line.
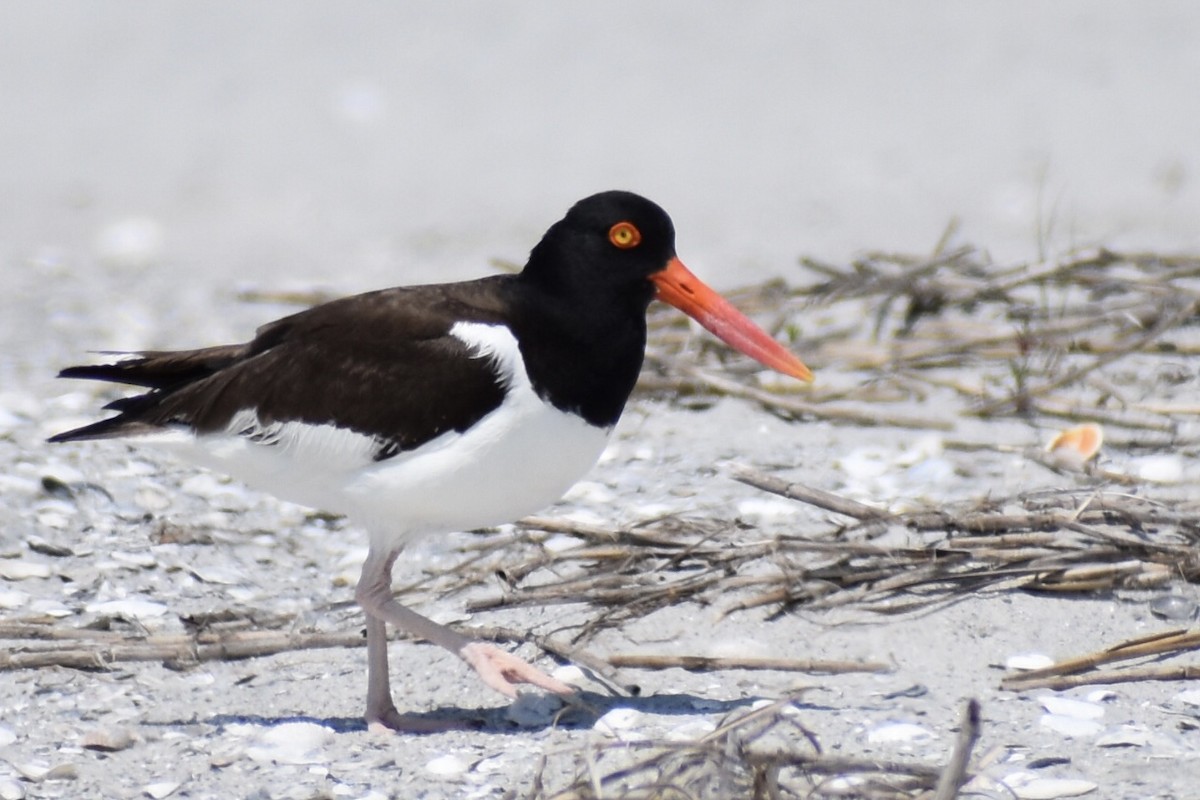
651 257 813 382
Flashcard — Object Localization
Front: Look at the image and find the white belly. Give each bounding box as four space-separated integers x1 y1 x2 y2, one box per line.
143 322 611 549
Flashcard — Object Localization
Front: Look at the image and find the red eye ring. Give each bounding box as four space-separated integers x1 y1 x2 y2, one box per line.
608 221 642 249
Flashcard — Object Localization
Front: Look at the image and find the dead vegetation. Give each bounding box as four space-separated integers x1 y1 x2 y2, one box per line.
10 242 1200 798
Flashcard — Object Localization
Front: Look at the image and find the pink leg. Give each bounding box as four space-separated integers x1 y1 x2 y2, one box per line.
354 548 574 732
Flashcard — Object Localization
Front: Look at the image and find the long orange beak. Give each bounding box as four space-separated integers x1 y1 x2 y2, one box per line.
651 257 813 382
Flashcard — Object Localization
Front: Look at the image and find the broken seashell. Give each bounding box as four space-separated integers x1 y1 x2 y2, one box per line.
1045 423 1102 462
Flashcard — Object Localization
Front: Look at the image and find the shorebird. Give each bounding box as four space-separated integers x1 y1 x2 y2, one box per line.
51 191 813 731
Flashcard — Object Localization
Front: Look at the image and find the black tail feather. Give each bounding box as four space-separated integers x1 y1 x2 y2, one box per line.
56 345 247 390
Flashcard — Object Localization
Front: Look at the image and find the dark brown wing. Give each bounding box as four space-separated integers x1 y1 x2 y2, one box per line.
50 278 515 457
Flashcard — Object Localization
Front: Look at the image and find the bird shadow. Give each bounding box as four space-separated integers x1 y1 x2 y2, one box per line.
194 689 796 736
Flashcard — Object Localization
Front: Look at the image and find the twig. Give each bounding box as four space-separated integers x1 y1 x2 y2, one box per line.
0 628 365 671
1000 628 1200 691
933 699 981 800
729 464 887 520
605 653 889 675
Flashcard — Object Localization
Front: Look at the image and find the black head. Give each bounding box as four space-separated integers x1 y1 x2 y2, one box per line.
520 191 678 303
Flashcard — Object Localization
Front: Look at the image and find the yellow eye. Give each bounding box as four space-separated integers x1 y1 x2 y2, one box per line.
608 221 642 249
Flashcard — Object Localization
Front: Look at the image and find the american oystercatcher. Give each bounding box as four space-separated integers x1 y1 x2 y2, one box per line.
51 191 813 731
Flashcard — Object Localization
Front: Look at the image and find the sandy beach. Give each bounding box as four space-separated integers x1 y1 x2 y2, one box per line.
3 4 1200 798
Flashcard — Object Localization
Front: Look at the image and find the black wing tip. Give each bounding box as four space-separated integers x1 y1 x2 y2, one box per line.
47 418 121 444
47 416 163 444
57 361 142 382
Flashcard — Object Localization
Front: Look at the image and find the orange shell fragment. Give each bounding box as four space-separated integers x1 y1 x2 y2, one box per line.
1045 423 1103 462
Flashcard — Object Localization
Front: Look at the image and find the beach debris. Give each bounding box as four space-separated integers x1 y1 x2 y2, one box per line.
1038 696 1104 720
0 561 51 581
81 726 137 752
0 779 25 800
1007 653 1055 671
143 781 182 799
1094 725 1154 748
1149 594 1197 621
1000 772 1099 799
1126 454 1185 484
1039 714 1103 738
85 598 169 620
243 722 334 765
1045 423 1103 464
424 753 470 777
865 720 934 745
593 708 647 739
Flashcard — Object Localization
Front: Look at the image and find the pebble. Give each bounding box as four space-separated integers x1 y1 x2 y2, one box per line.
1175 689 1200 707
0 725 16 747
1000 772 1099 799
244 722 334 765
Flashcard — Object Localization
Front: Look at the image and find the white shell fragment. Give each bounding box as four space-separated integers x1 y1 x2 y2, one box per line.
865 721 934 744
1006 653 1055 671
1038 695 1104 720
81 726 137 752
1128 454 1184 484
1039 715 1103 737
0 561 52 581
86 598 169 620
593 708 646 739
243 722 334 765
1095 725 1153 748
0 778 25 800
143 781 182 799
1001 771 1099 799
424 753 470 777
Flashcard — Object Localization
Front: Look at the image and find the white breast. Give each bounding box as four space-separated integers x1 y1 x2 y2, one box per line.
146 322 611 549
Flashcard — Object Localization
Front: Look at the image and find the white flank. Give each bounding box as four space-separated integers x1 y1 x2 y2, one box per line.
145 322 610 547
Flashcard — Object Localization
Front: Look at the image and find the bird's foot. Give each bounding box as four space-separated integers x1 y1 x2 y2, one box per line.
365 702 476 734
460 641 575 698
